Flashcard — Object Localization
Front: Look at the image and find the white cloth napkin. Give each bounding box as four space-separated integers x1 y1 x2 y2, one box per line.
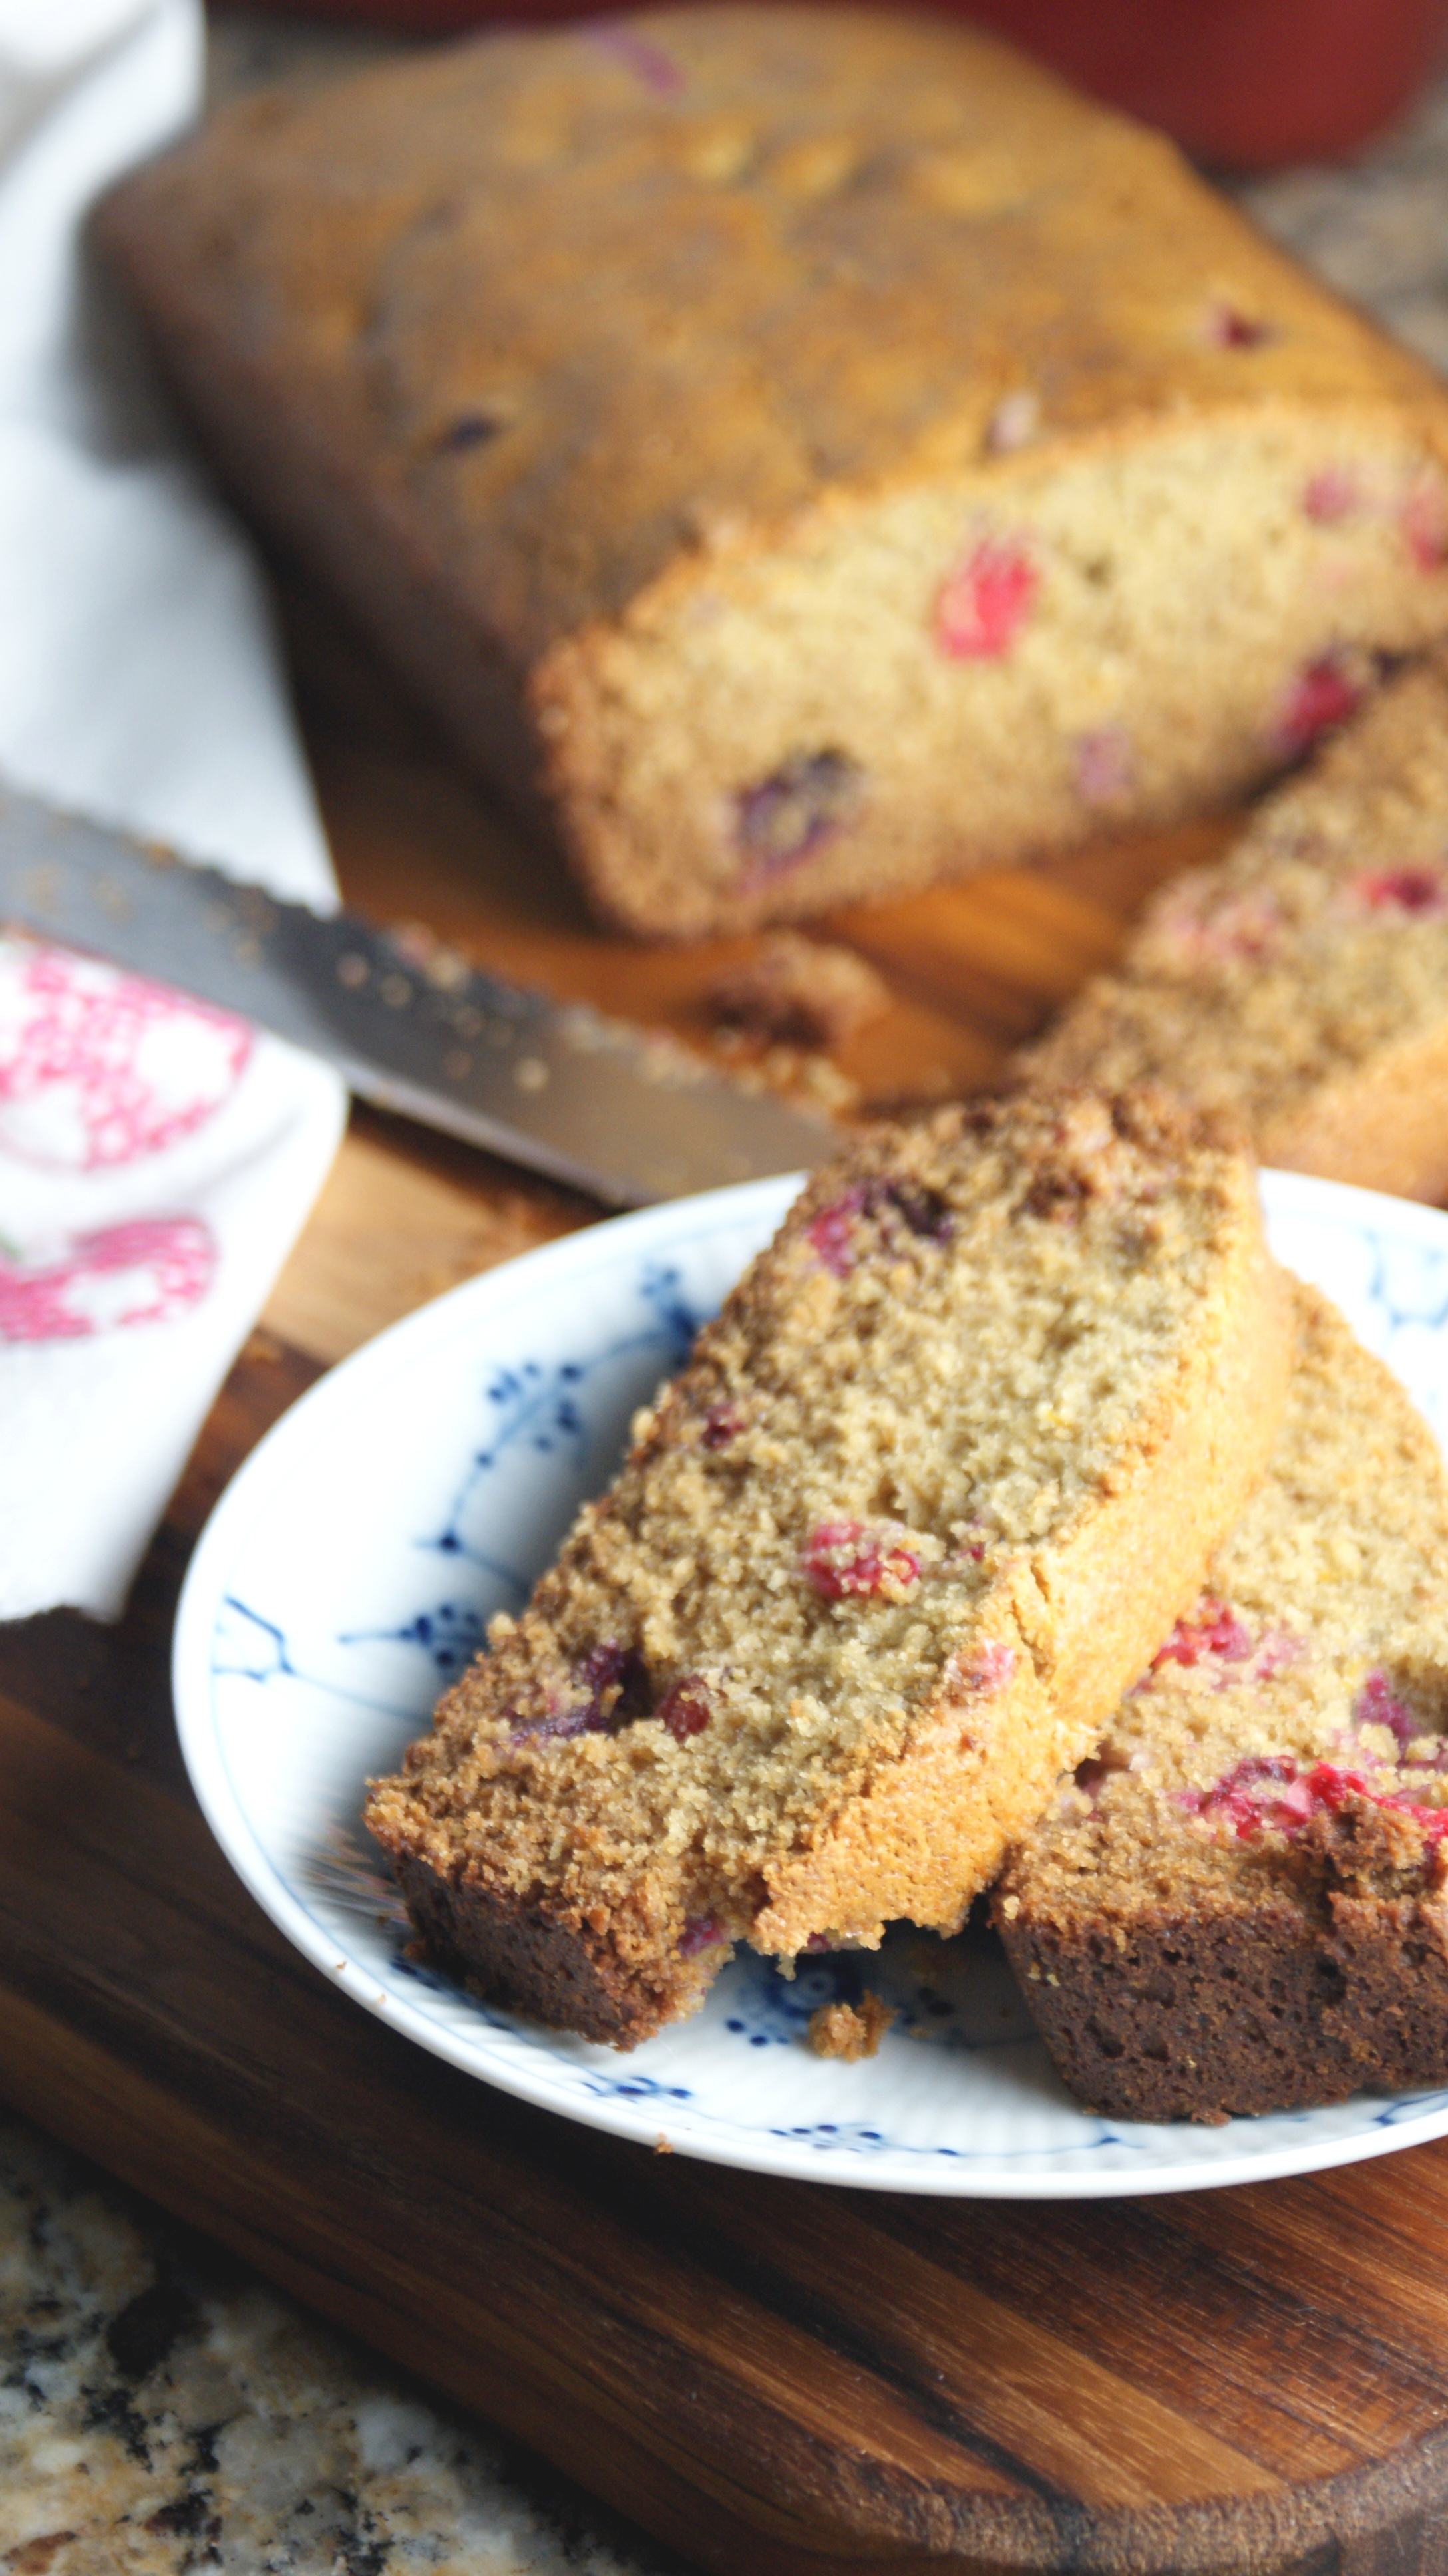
0 0 347 1622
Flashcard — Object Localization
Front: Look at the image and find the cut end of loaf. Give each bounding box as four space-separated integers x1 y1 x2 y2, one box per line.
540 419 1448 937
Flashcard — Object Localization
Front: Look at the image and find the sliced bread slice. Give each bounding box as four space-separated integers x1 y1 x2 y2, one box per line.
1014 654 1448 1202
367 1093 1292 2044
996 1282 1448 2121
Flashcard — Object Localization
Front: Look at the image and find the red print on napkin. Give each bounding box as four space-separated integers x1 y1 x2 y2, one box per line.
0 943 241 1342
0 942 250 1170
0 1217 216 1340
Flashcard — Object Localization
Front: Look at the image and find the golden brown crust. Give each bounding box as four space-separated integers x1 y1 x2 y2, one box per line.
96 9 1448 935
754 1206 1292 1957
1257 1018 1448 1202
367 1092 1292 2044
96 13 1448 655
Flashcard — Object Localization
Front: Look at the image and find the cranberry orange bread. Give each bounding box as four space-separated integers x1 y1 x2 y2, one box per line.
996 1284 1448 2122
96 9 1448 938
365 1094 1292 2044
1014 655 1448 1202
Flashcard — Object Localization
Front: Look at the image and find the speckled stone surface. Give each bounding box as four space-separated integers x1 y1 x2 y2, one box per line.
0 2114 674 2574
8 21 1448 2569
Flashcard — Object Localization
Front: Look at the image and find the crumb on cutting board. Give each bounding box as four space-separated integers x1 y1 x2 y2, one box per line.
807 1992 896 2060
705 932 890 1049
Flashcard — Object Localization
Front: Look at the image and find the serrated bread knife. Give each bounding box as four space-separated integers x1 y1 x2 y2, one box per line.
0 783 834 1206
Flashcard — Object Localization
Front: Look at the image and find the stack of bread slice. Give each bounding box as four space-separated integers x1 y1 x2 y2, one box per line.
369 1074 1448 2124
988 661 1448 2120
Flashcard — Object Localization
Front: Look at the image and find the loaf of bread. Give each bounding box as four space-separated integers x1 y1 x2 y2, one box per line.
96 9 1448 937
365 1094 1292 2044
1013 654 1448 1202
996 1285 1448 2123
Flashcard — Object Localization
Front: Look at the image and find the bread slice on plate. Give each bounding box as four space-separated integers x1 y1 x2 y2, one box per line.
366 1092 1292 2045
996 1282 1448 2122
1014 653 1448 1203
96 7 1448 935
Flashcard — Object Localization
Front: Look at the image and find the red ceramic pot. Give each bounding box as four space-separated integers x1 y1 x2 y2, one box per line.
960 0 1448 166
228 0 1448 168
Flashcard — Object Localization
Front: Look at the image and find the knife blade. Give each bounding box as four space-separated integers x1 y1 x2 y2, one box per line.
0 782 834 1207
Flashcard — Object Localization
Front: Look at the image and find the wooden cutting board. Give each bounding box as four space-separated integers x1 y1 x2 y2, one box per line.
6 676 1448 2576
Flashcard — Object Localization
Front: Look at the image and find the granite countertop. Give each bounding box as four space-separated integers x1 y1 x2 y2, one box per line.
0 2110 671 2575
9 21 1448 2572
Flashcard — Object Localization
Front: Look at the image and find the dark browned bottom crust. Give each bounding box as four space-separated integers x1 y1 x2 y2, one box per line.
389 1851 718 2049
999 1891 1448 2122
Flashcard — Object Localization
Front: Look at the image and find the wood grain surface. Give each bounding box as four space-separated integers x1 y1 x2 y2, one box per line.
4 670 1447 2576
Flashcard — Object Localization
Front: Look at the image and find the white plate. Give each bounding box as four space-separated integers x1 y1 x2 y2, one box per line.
174 1168 1448 2196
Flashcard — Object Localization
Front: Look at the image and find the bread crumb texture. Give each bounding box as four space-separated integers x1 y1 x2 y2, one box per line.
703 930 890 1047
997 1283 1448 2119
366 1092 1292 2043
1016 651 1448 1201
808 1991 895 2058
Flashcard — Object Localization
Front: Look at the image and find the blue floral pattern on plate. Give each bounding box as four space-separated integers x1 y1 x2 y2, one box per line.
173 1172 1448 2195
